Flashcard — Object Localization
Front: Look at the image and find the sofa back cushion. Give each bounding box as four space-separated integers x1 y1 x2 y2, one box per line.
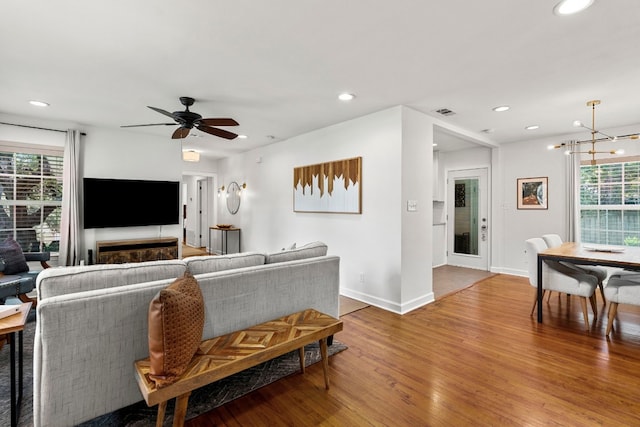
36 259 187 300
185 252 265 275
265 241 328 264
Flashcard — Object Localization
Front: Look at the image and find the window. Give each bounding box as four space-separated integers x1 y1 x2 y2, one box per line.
580 158 640 246
0 145 63 253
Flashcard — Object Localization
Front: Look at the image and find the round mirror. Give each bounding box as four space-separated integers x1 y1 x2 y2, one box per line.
226 181 241 214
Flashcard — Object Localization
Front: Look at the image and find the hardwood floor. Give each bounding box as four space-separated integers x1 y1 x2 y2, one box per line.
187 273 640 426
433 265 495 299
182 244 208 258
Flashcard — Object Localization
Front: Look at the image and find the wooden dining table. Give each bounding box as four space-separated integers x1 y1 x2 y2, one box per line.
536 242 640 322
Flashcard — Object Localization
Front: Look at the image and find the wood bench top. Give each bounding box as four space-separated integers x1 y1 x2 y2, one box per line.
134 308 343 407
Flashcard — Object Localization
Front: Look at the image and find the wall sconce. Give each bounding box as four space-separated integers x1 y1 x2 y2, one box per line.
239 182 247 195
217 185 225 197
182 150 200 162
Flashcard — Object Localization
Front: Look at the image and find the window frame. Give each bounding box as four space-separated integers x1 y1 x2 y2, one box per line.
0 142 64 254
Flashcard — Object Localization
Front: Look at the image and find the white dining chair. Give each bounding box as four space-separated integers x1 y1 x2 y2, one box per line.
525 237 598 329
603 271 640 336
542 234 608 302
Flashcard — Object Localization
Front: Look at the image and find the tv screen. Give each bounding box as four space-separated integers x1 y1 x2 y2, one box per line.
83 178 180 229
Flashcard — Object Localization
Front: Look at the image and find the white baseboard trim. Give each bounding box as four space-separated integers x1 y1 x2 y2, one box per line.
490 266 528 277
340 288 435 315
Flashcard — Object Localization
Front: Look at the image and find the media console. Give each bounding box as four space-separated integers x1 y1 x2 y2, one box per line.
95 237 179 264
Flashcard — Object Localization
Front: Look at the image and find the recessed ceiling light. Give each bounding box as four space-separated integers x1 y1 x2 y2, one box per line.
492 105 510 112
553 0 594 16
338 93 355 101
29 100 49 107
525 125 540 130
238 134 248 139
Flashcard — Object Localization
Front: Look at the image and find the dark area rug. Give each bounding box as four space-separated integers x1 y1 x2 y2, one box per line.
0 310 347 427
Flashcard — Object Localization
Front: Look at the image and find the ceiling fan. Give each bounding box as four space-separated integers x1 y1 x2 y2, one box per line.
121 97 239 140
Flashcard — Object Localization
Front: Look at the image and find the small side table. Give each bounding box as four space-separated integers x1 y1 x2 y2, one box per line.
209 227 241 255
0 302 31 427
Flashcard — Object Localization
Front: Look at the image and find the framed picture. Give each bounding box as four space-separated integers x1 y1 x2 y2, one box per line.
293 156 362 213
517 177 548 210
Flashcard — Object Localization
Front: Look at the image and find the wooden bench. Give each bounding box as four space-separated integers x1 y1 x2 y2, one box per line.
134 308 343 427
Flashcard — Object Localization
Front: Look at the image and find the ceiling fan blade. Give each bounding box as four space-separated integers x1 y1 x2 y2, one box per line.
199 118 239 127
172 127 191 139
148 106 178 120
120 123 176 128
196 125 238 140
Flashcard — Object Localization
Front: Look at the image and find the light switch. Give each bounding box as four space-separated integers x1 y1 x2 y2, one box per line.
407 200 418 212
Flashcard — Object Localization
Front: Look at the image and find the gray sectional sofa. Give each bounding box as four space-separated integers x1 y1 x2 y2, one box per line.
33 242 339 426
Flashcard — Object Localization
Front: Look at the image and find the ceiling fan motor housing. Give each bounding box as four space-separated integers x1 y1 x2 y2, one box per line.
173 110 202 127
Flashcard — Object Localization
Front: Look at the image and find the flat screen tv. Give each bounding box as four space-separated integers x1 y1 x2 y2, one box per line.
83 178 180 229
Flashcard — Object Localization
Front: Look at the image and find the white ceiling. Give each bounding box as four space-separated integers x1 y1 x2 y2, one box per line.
1 1 639 159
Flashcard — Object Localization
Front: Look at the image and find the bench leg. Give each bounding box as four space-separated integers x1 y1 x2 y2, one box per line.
319 338 330 389
298 347 305 374
156 401 167 427
172 392 191 427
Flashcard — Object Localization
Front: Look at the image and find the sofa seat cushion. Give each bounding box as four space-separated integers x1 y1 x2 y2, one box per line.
185 252 265 275
265 241 328 264
148 272 205 388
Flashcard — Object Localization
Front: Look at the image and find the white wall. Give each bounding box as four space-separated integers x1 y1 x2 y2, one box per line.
400 107 434 312
216 107 411 312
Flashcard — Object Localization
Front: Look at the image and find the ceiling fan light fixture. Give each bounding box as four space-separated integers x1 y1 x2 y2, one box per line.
182 150 200 162
553 0 595 16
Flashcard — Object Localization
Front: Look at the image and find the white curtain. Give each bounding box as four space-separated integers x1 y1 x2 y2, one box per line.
567 141 581 242
58 129 81 265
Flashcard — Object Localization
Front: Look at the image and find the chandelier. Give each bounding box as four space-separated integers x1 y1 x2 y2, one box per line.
549 100 639 165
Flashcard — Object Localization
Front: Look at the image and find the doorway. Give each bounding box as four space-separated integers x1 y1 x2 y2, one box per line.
447 168 489 270
197 179 209 248
182 173 217 252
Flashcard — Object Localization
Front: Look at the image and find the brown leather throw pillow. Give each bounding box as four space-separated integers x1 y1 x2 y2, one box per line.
148 272 205 388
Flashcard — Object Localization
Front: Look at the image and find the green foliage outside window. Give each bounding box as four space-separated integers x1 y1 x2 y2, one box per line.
580 161 640 246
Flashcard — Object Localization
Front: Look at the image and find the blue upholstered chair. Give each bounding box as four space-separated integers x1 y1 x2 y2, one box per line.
0 239 51 306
